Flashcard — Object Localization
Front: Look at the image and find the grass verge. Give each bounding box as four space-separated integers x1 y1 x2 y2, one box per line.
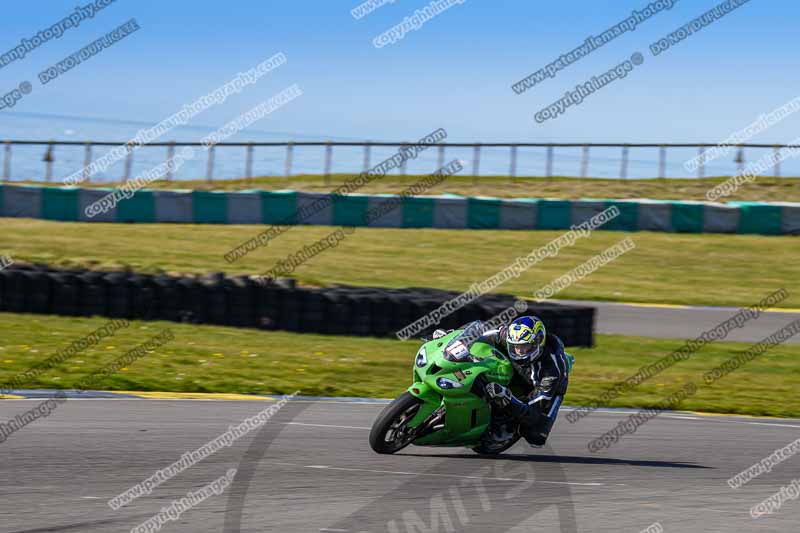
2 219 798 308
15 175 800 202
0 313 798 418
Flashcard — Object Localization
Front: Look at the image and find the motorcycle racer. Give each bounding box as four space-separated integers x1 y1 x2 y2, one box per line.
475 316 570 446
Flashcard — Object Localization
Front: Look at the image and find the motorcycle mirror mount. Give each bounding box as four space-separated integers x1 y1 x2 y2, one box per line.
431 329 448 340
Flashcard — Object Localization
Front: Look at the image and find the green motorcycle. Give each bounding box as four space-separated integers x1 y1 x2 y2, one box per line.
370 322 533 455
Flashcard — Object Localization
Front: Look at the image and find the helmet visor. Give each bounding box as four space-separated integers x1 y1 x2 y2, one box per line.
507 340 541 361
507 328 544 361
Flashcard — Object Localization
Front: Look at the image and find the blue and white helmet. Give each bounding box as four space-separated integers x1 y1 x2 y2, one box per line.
505 316 546 363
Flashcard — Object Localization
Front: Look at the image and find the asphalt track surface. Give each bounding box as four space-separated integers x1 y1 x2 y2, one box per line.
558 300 800 344
2 398 799 532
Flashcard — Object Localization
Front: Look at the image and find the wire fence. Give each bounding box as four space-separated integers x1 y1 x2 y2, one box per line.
3 139 799 183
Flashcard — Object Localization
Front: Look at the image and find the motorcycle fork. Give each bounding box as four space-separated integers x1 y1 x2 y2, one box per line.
412 406 446 439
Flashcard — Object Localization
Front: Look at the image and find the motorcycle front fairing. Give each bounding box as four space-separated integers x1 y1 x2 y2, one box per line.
404 325 513 446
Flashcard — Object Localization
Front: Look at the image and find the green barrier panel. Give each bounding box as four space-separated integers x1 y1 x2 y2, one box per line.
603 201 639 231
192 191 228 223
402 196 436 228
262 191 297 224
734 202 783 235
536 200 572 230
117 190 155 222
332 194 370 227
41 187 79 221
467 197 501 229
670 202 704 233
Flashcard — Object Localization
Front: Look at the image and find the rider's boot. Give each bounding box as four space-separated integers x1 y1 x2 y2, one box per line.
525 395 563 447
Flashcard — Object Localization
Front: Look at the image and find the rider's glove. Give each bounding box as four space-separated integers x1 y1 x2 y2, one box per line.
485 383 512 404
486 383 529 418
537 377 557 395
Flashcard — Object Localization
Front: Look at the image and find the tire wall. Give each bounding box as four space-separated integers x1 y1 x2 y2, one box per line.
0 265 594 346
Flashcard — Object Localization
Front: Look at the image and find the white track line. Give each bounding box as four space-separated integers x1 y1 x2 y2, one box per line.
285 422 370 430
743 422 800 429
3 397 799 426
303 465 604 486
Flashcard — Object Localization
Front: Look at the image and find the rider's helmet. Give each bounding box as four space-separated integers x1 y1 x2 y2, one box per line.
505 316 546 363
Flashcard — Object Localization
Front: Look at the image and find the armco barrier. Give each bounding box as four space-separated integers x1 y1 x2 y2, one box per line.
0 265 594 347
1 184 799 235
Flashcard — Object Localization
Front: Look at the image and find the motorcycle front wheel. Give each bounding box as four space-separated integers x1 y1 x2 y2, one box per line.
369 392 423 454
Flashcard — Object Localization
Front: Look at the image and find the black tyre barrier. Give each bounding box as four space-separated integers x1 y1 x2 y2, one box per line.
51 273 81 316
0 264 595 347
2 269 28 313
153 275 180 322
225 277 258 328
130 274 158 320
105 271 132 319
79 271 107 317
24 270 51 314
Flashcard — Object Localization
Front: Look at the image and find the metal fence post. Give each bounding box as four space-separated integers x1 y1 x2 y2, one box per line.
697 146 705 179
580 145 589 178
399 143 408 175
735 147 745 175
3 141 11 181
123 144 133 182
206 145 215 182
620 145 629 179
285 142 294 177
82 142 92 183
166 142 175 181
472 143 481 180
363 141 371 173
7 140 796 184
324 141 332 184
245 143 254 181
43 142 54 182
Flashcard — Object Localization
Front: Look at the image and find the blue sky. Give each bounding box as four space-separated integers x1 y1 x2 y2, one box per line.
0 0 798 143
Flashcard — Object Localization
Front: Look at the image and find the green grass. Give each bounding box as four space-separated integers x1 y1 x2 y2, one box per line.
17 174 800 202
2 218 798 308
1 312 798 418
